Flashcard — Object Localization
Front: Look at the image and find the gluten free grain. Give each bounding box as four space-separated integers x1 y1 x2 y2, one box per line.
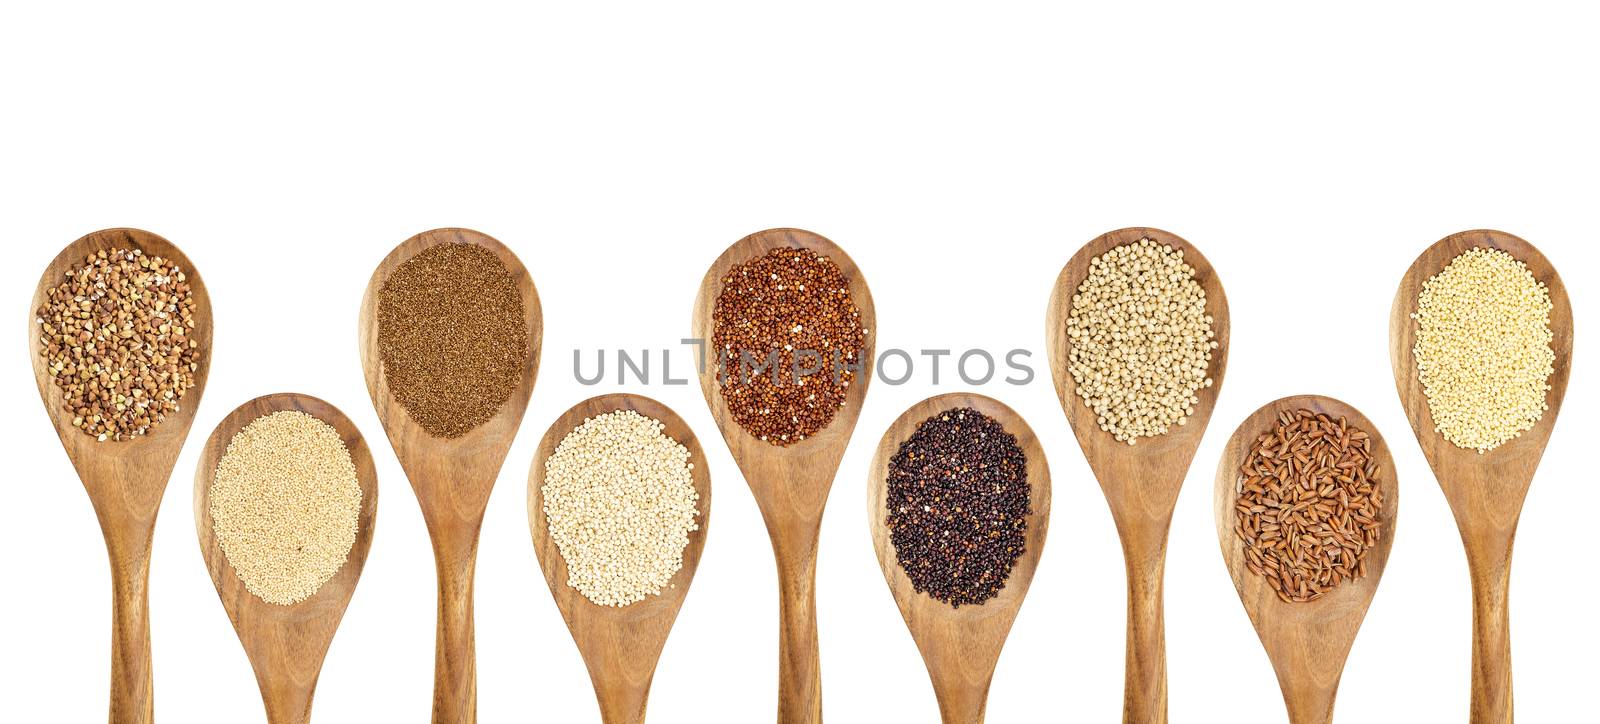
1411 247 1555 453
712 247 867 446
1065 238 1216 445
542 410 700 607
210 411 362 606
36 248 199 441
377 242 529 439
885 407 1031 608
1233 409 1382 603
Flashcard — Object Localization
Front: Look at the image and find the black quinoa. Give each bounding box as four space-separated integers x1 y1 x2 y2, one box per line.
885 407 1030 607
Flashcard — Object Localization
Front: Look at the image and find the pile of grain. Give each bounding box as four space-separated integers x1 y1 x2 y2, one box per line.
210 411 362 606
1065 239 1216 444
36 247 200 441
1411 247 1555 453
713 247 867 446
1232 409 1382 603
378 242 529 439
885 407 1030 608
542 410 700 607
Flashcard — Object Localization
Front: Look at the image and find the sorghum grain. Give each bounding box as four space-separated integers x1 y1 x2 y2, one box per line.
1411 247 1555 453
885 407 1030 608
1233 409 1382 603
1065 238 1217 444
378 242 529 438
36 248 199 441
712 247 867 446
542 410 700 607
211 411 363 606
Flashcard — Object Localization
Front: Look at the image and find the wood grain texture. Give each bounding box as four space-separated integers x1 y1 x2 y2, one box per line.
1388 229 1573 724
691 228 877 724
29 228 214 724
358 227 543 724
193 394 379 724
866 393 1051 724
1212 395 1399 724
527 394 712 724
1044 227 1229 724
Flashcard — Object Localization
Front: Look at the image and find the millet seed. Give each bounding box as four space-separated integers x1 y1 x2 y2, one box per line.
1065 238 1217 444
885 407 1030 608
210 411 362 606
36 247 200 442
1411 247 1555 453
542 409 701 607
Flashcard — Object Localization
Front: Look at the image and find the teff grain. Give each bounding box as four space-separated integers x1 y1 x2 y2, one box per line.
36 247 200 441
542 409 701 607
1411 247 1555 453
1234 409 1383 603
210 411 362 606
712 247 867 446
1065 238 1217 445
378 242 529 439
886 407 1030 608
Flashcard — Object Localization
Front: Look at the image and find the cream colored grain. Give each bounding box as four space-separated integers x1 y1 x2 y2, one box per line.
210 410 362 606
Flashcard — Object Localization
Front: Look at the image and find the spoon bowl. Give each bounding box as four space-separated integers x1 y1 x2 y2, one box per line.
1213 395 1399 724
193 393 379 724
867 393 1051 724
1045 227 1229 723
29 228 214 723
358 227 542 723
527 393 712 724
691 227 876 723
1389 229 1572 722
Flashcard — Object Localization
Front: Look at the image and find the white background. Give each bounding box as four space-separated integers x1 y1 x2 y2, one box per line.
2 2 1596 722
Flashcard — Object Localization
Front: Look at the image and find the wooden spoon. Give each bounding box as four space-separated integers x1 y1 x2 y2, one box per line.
28 228 214 724
1389 229 1573 723
1045 227 1229 723
193 393 379 724
1212 395 1400 724
866 393 1052 724
527 393 713 724
358 227 542 723
691 227 876 723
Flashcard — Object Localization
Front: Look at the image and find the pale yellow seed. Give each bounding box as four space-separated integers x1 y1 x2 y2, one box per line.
1065 238 1217 444
542 410 700 607
1412 247 1554 452
210 411 362 606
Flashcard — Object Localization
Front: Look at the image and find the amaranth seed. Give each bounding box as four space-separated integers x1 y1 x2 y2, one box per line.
210 411 362 606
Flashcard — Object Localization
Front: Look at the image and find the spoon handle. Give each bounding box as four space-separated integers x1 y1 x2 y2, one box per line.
105 530 155 724
774 538 822 724
1121 538 1168 724
431 539 479 724
932 678 991 724
1468 549 1515 723
594 677 650 724
1280 680 1337 724
260 679 315 724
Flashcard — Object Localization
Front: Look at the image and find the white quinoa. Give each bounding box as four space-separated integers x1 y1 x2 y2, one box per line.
210 411 363 606
1412 247 1555 452
542 410 700 607
1065 238 1218 444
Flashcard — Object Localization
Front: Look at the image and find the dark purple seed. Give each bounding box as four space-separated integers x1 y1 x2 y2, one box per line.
885 407 1030 608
